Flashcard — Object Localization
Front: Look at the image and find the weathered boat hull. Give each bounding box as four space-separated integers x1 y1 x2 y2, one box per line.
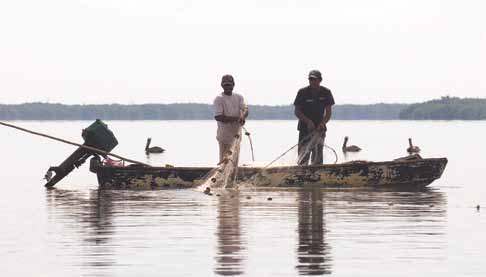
92 158 447 190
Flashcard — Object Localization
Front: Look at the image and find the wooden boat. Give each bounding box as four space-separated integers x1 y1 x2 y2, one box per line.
90 156 448 190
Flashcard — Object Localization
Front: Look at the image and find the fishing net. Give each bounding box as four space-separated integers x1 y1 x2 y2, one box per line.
263 130 338 169
199 128 243 190
198 128 337 192
230 130 338 190
297 131 326 165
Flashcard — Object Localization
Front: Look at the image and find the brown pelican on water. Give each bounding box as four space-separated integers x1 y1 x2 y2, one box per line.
342 136 361 152
145 138 165 154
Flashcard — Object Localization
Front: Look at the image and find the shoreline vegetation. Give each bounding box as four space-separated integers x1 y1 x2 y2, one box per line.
1 96 485 120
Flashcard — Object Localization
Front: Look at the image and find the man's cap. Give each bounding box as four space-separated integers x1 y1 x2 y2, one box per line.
308 70 322 80
221 74 235 85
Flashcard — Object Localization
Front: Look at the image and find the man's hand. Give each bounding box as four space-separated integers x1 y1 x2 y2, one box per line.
238 116 246 125
306 119 316 131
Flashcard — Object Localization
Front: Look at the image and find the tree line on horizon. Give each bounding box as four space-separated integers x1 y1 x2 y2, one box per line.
398 96 486 120
0 97 484 120
0 102 406 120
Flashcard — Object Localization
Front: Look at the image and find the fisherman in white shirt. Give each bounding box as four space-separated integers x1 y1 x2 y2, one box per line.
213 74 249 164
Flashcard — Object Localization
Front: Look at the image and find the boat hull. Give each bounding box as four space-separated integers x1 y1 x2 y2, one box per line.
92 158 448 189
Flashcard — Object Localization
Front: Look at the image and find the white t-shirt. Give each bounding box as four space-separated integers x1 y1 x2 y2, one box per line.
213 92 247 144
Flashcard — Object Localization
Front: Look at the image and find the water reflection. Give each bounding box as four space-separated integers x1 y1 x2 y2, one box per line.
44 186 446 277
214 191 245 276
293 187 446 275
45 189 117 275
296 189 332 275
326 187 447 216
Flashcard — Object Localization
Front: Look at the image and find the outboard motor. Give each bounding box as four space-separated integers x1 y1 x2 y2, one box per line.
44 119 118 188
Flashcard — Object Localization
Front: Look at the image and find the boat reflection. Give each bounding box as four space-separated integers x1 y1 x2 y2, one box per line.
44 186 446 276
45 189 117 272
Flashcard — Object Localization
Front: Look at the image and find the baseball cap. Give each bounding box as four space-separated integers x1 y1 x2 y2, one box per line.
221 74 235 85
308 70 322 80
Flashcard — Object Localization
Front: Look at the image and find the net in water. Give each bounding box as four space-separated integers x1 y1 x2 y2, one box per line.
200 128 243 190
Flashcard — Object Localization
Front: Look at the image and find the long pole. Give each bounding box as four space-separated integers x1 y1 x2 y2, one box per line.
0 121 150 166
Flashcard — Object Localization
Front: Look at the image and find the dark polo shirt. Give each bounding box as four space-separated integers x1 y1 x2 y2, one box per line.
293 85 335 132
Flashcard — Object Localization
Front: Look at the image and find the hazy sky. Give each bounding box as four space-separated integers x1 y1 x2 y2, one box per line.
0 0 484 105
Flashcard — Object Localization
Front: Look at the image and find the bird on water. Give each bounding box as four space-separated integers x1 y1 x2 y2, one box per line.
342 136 361 153
145 138 165 154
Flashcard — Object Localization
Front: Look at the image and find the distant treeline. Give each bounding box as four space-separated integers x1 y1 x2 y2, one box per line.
399 96 486 120
0 102 407 120
0 97 484 120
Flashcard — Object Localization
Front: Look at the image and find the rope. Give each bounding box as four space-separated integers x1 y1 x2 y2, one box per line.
242 126 255 162
263 130 338 168
324 144 339 164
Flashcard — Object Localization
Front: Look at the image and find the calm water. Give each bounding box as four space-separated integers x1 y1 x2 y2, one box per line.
0 120 484 276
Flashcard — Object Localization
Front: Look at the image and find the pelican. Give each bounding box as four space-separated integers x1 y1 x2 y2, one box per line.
407 138 420 154
145 138 165 154
342 136 361 152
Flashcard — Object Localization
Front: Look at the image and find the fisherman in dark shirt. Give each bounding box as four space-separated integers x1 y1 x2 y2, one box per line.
293 70 335 165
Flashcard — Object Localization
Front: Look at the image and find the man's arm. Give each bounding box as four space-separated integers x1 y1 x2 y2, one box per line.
215 115 240 123
295 105 315 130
323 105 332 123
214 96 239 123
239 107 249 123
318 105 332 129
238 96 249 124
214 107 248 124
242 107 249 118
